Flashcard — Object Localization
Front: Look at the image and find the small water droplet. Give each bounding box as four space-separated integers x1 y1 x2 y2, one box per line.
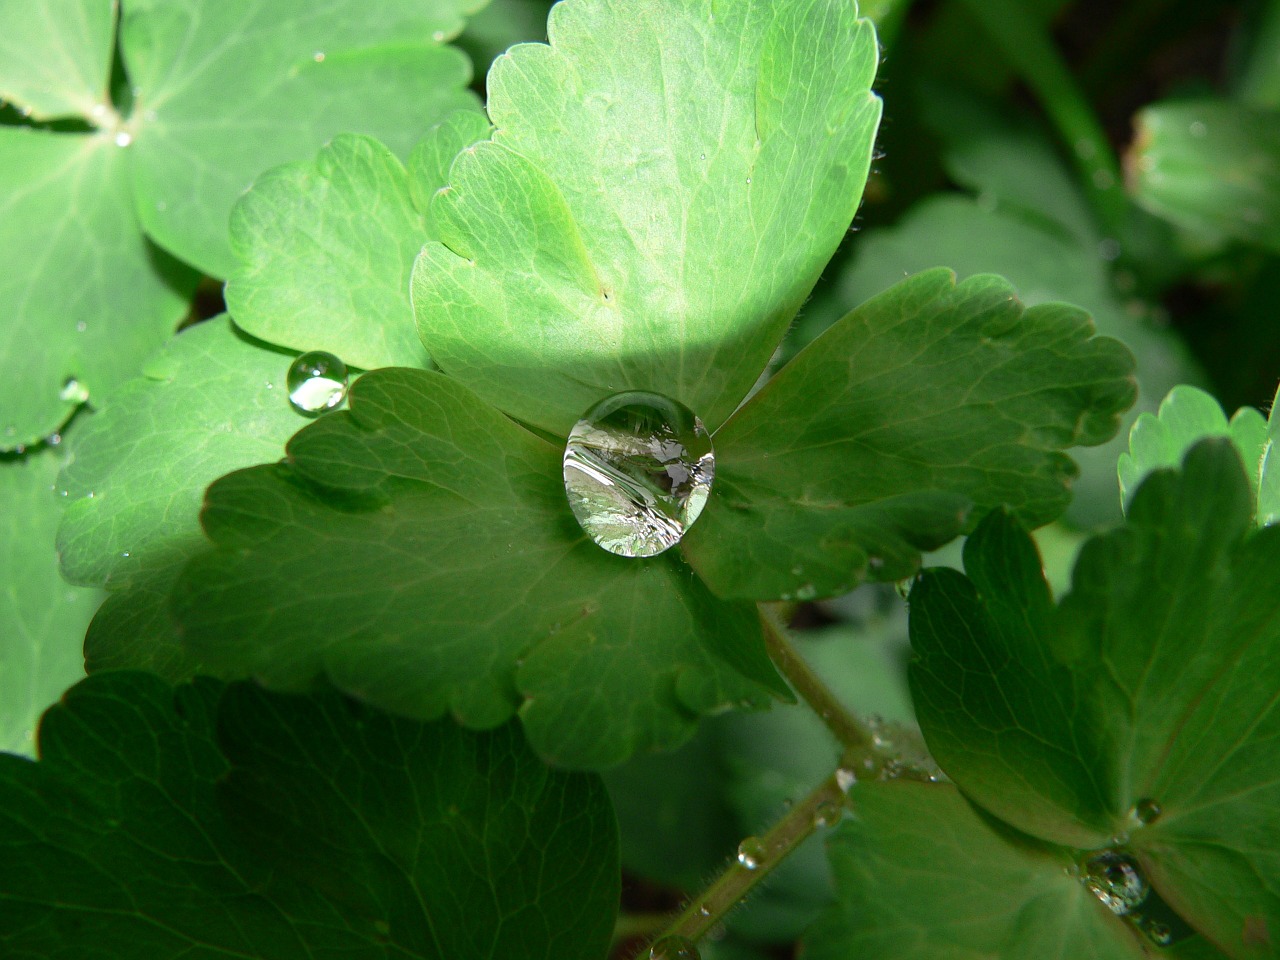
736 836 766 870
1098 237 1122 261
121 551 130 558
1141 918 1173 945
312 50 325 62
648 935 700 960
813 799 841 828
1131 798 1161 826
114 130 132 147
60 378 89 404
76 321 87 332
287 351 348 415
697 905 711 917
699 153 706 160
1082 851 1149 916
835 767 857 792
795 582 816 601
1188 120 1207 138
895 578 912 601
867 555 884 571
432 29 446 42
563 391 714 557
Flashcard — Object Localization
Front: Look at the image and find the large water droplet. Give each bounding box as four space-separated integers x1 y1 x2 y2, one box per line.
648 935 700 960
736 836 766 870
1082 851 1149 916
562 391 713 557
287 351 348 415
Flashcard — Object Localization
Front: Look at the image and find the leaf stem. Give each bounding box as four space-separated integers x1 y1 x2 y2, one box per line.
952 0 1130 243
643 772 849 952
758 603 876 752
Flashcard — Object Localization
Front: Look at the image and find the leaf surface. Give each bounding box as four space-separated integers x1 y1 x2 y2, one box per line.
0 449 100 757
805 781 1147 960
909 440 1280 956
0 671 618 959
173 367 784 768
122 0 485 276
0 128 195 448
225 114 491 368
56 317 307 675
412 0 883 435
0 0 114 119
682 269 1135 601
1130 99 1280 253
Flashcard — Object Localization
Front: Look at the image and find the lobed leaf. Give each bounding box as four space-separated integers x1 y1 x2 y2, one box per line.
412 0 883 435
172 367 785 769
0 0 114 120
0 671 618 959
682 269 1136 601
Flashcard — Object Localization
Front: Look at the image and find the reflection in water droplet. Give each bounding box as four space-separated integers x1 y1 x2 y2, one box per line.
1082 851 1149 915
736 837 766 870
648 935 700 960
835 767 857 792
1131 798 1162 826
114 131 132 147
60 378 89 404
813 800 841 828
287 351 348 415
563 392 713 557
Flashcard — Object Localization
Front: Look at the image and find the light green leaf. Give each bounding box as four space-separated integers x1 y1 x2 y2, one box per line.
172 368 784 769
910 440 1280 956
0 671 618 959
0 128 195 448
412 0 883 435
682 269 1135 602
226 114 491 368
1259 383 1280 526
0 449 101 757
808 194 1200 528
1130 99 1280 253
56 316 306 674
1118 384 1268 513
122 0 485 277
806 781 1147 960
0 0 114 119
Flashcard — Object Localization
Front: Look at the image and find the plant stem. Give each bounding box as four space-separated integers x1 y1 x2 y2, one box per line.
952 0 1130 243
643 772 849 952
758 603 875 752
613 912 674 945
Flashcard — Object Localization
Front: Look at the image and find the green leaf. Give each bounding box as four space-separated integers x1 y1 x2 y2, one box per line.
682 269 1136 602
0 449 101 757
805 194 1200 528
0 671 618 959
0 0 114 119
1118 384 1268 513
0 128 195 448
172 367 785 768
122 0 485 277
1130 99 1280 254
1258 383 1280 526
226 114 491 368
909 440 1280 956
806 781 1147 960
412 0 883 435
1238 0 1280 107
56 316 306 674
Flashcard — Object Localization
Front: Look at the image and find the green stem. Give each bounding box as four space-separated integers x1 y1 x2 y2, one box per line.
758 604 876 752
644 773 849 952
952 0 1129 242
613 912 674 946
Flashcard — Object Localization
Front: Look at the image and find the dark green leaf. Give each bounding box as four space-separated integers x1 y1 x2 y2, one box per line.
0 671 618 958
412 0 883 435
683 269 1135 601
909 440 1280 956
173 368 785 768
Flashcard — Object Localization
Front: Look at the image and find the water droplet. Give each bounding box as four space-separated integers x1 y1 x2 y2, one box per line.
287 351 348 415
736 836 766 870
1141 919 1173 946
76 321 87 332
60 378 89 404
114 130 132 147
563 391 714 557
835 767 857 792
1082 851 1149 915
795 582 816 601
1098 237 1122 261
312 50 325 62
432 30 446 42
648 935 700 960
813 800 841 828
1131 798 1162 826
895 578 912 601
1189 120 1207 138
697 905 711 917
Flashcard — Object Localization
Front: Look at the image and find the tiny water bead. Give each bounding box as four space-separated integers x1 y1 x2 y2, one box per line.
562 391 714 558
287 351 348 415
736 836 766 870
648 936 700 960
1082 851 1149 916
1131 798 1162 826
812 799 842 828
